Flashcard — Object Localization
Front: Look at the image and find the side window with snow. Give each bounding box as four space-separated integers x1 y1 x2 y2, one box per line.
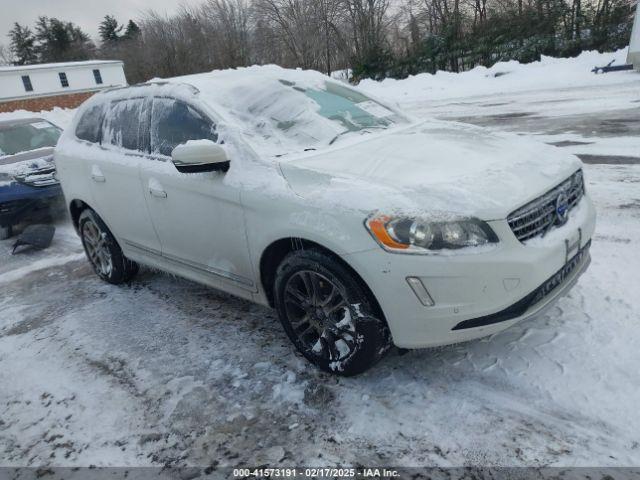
102 98 145 152
75 104 105 144
150 98 218 157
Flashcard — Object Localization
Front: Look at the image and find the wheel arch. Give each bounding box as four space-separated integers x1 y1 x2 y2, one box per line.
259 237 385 321
69 199 92 233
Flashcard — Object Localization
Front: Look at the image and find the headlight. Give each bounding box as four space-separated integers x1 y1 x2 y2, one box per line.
365 214 499 253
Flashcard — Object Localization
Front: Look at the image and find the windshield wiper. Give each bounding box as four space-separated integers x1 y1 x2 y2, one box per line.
276 147 316 158
329 126 386 146
329 130 350 145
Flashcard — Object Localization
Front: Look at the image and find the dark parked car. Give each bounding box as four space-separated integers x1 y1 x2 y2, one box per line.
0 118 63 239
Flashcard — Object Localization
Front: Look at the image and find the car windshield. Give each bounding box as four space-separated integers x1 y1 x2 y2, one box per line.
280 80 405 139
0 120 62 156
206 76 409 157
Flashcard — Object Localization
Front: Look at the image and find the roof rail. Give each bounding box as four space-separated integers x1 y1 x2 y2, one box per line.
100 81 200 95
143 80 200 94
100 84 130 94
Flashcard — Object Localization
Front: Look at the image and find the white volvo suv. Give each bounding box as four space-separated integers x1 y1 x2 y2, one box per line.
55 66 595 375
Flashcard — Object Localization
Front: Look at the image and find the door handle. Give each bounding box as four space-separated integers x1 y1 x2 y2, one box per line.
148 178 167 198
90 165 105 183
149 187 167 198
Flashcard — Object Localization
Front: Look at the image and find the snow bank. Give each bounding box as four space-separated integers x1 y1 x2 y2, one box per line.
358 49 636 102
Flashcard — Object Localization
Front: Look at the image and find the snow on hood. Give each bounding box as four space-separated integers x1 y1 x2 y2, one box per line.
279 120 583 220
0 147 54 177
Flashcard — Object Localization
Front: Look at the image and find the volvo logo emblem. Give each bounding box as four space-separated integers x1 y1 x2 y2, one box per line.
555 191 569 224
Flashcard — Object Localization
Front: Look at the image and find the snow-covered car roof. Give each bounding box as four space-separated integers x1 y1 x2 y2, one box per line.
166 64 329 97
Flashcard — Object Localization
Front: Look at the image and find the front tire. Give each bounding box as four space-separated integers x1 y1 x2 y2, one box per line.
274 249 390 376
79 209 138 284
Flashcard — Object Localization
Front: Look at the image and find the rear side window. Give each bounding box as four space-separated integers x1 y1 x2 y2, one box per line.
102 98 146 151
150 98 217 157
75 104 105 143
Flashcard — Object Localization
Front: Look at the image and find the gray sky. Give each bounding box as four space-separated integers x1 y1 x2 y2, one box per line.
0 0 202 44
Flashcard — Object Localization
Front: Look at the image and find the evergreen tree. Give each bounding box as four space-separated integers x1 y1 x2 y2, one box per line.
35 16 69 61
124 20 141 40
34 16 94 62
8 23 37 65
99 15 123 44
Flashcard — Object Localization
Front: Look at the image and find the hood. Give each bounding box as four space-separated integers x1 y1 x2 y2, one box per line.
0 148 57 188
278 121 582 220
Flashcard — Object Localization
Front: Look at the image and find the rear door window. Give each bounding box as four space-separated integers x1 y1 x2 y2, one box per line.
102 98 146 152
150 98 218 157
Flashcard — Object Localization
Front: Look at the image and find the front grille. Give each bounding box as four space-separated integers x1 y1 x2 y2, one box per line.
13 165 58 187
507 170 584 242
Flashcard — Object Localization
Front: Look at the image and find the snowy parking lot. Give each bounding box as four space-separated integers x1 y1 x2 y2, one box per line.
1 52 640 468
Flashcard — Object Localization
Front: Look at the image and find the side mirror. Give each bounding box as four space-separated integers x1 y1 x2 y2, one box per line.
171 140 230 173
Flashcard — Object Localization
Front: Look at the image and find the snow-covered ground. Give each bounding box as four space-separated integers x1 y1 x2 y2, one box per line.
360 49 636 107
1 51 639 468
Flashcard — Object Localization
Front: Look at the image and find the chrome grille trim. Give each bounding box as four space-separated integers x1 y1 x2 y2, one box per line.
508 170 584 242
13 165 59 187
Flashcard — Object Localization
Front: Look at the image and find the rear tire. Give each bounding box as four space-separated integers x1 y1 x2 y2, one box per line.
79 209 138 284
274 249 390 376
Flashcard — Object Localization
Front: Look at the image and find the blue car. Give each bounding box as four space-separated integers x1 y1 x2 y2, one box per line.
0 118 63 239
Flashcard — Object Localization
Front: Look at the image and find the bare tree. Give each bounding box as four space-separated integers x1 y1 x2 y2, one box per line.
83 0 635 83
341 0 392 78
199 0 252 68
253 0 325 68
137 9 211 78
313 0 344 74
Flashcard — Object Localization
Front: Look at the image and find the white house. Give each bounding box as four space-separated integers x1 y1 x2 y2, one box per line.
629 3 640 70
0 60 127 111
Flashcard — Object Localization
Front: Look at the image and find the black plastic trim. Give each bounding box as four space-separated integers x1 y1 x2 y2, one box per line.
174 161 230 173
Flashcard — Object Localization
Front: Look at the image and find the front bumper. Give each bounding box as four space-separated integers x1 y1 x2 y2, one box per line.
0 183 62 227
344 196 596 348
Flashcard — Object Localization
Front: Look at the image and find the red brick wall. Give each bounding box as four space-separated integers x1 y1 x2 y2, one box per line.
0 91 97 113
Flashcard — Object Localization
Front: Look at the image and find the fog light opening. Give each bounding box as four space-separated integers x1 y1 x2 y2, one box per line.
406 277 435 306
